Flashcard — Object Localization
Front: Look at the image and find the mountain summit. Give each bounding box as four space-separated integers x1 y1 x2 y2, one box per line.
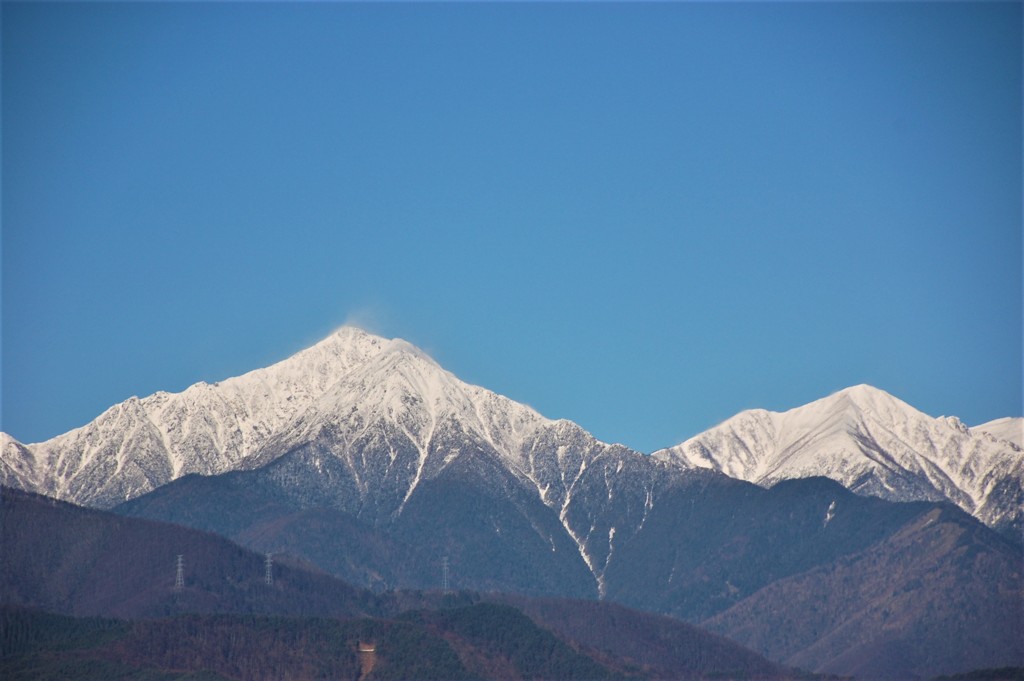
0 327 622 508
3 327 398 506
1 327 664 594
653 384 1023 532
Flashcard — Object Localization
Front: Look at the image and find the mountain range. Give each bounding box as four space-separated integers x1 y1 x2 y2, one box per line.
2 326 1021 679
3 327 1020 532
654 384 1023 534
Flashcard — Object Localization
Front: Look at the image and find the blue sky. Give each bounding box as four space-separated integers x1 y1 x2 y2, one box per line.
3 2 1021 453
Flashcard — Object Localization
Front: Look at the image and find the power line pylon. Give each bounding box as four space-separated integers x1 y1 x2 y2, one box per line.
174 554 184 591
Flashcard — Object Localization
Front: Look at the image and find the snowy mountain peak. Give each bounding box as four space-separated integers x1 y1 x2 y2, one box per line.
0 327 614 510
831 383 887 401
0 327 420 506
805 384 923 423
0 327 658 591
654 384 1023 531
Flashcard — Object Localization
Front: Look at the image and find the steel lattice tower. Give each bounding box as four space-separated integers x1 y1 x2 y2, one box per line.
174 554 184 591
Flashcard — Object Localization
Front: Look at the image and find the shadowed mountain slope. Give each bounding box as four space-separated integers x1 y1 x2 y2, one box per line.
0 487 375 620
1 488 811 680
704 505 1024 680
494 596 798 681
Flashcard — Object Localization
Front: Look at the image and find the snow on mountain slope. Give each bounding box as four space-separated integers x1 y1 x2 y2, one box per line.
0 328 406 506
238 334 666 592
0 327 663 589
652 385 1023 531
258 336 636 507
3 329 1017 550
974 417 1023 448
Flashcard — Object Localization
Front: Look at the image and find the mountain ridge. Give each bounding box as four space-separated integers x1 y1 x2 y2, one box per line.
1 327 395 504
1 327 613 510
2 328 1020 538
4 327 1021 679
2 327 674 595
653 384 1022 534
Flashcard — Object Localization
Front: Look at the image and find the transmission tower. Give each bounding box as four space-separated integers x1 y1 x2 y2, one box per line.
174 554 184 591
264 552 274 586
441 556 450 593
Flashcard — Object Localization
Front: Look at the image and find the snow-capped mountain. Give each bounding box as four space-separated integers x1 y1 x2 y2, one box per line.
1 327 668 593
652 385 1023 532
4 337 1020 679
3 327 597 507
3 331 1020 549
4 331 1019 675
2 328 390 506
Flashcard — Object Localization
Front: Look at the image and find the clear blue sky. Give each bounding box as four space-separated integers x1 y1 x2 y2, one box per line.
3 2 1021 453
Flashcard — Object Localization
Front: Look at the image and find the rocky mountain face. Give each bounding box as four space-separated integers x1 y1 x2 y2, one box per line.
653 384 1024 536
114 435 671 600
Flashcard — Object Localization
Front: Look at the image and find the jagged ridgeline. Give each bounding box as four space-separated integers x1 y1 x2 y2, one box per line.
3 327 1020 534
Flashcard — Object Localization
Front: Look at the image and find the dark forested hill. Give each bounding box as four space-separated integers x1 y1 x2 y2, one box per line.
494 595 797 680
0 487 375 619
1 604 814 681
704 505 1024 680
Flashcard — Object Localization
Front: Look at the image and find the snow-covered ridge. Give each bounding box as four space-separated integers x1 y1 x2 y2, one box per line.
1 332 1019 540
0 326 656 589
973 417 1023 448
1 327 388 505
652 384 1023 530
0 326 626 511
